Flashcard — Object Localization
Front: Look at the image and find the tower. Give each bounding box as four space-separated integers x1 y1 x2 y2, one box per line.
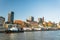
8 11 14 24
38 18 42 24
27 16 34 22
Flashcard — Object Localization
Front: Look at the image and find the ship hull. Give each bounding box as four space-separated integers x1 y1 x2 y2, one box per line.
5 30 24 33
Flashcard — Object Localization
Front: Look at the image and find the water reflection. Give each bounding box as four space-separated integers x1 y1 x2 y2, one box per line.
0 33 25 40
0 31 60 40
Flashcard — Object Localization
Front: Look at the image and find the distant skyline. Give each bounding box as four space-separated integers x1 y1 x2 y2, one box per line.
0 0 60 23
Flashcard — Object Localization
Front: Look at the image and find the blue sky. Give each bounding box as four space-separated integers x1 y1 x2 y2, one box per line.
0 0 60 23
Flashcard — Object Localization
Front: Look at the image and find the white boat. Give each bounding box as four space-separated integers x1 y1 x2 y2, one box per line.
5 26 24 33
9 27 19 31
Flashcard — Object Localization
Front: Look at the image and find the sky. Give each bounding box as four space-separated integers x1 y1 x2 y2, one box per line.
0 0 60 23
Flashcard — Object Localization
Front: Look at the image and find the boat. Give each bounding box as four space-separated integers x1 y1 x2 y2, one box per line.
5 26 24 33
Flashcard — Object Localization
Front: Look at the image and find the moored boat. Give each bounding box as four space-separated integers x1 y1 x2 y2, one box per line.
5 26 24 33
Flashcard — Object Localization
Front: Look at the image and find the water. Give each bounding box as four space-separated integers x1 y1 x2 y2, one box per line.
0 31 60 40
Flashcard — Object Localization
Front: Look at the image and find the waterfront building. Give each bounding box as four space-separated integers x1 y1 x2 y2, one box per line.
57 22 60 28
0 16 5 27
26 16 39 28
38 18 43 24
38 17 44 24
42 17 44 22
43 21 48 27
5 24 21 30
52 22 57 27
47 21 53 27
0 16 5 30
27 16 34 22
26 21 38 28
8 11 14 24
14 20 25 27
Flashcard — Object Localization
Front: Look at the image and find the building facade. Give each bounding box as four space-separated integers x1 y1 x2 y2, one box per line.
38 17 44 24
42 17 44 22
38 18 43 24
27 16 34 22
8 11 14 24
0 16 5 29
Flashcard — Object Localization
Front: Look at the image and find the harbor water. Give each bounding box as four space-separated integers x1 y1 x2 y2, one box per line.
0 31 60 40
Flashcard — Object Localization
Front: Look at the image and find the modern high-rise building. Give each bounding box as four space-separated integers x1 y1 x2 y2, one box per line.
38 17 44 24
8 11 14 24
27 16 34 22
42 17 44 22
38 18 42 23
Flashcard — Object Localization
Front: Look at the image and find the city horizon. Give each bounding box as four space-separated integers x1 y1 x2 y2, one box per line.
0 13 60 23
0 0 60 40
0 0 60 23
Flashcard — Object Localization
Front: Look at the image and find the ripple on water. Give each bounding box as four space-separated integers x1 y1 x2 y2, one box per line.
0 31 60 40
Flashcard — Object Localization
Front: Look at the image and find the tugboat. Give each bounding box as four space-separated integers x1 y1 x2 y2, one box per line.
5 26 24 33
